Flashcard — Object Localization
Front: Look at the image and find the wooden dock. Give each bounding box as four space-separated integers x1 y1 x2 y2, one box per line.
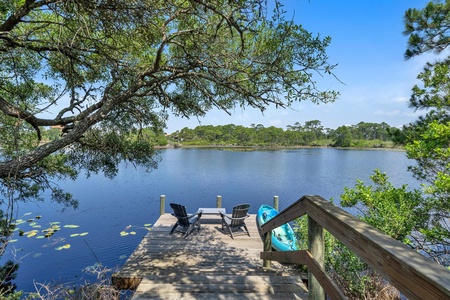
112 213 308 299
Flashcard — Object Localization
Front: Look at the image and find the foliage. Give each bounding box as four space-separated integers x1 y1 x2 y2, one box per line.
293 212 400 299
26 264 124 299
403 0 450 59
331 126 352 147
402 0 450 264
294 172 425 298
335 171 431 296
405 121 450 263
341 170 427 244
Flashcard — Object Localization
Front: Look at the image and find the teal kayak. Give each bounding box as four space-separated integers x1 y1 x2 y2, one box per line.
257 204 299 251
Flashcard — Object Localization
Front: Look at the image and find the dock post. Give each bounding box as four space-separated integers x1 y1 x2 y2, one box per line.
273 196 279 211
308 216 325 300
263 231 272 269
160 195 165 216
216 195 222 208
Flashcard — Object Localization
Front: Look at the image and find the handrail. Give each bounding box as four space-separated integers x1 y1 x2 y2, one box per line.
260 195 450 300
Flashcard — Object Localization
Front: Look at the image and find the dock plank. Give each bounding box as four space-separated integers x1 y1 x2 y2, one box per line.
113 213 307 299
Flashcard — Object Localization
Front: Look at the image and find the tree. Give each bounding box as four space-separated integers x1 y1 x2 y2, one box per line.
402 0 450 264
0 0 338 200
327 170 427 298
304 119 324 140
332 126 352 147
341 170 427 244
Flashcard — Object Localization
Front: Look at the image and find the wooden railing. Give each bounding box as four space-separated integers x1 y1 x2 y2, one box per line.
259 195 450 300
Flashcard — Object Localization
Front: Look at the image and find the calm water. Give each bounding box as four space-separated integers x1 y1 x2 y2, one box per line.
1 148 419 293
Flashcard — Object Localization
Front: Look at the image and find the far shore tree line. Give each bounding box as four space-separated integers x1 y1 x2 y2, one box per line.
40 120 404 149
167 120 404 148
40 120 403 149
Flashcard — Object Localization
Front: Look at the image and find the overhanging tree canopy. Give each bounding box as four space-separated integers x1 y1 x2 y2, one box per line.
403 0 450 264
0 0 338 202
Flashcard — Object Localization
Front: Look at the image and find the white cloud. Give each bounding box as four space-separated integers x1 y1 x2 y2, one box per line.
402 110 426 118
395 97 409 104
269 119 283 127
373 109 400 117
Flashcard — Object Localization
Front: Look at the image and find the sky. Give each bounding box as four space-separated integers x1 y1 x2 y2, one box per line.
164 0 434 133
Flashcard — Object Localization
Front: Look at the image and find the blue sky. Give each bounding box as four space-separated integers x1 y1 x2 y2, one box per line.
165 0 433 133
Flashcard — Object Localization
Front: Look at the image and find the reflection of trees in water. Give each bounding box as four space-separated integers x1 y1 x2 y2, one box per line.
0 206 19 297
0 260 19 295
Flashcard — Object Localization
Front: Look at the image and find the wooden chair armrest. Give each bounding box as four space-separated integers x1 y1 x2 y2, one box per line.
187 211 202 219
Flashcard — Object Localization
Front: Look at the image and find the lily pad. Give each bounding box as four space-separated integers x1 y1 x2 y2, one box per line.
26 230 38 238
14 219 25 225
63 225 80 229
55 244 71 250
44 232 55 238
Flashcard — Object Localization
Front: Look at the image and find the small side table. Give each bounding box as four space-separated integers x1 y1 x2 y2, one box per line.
198 208 226 215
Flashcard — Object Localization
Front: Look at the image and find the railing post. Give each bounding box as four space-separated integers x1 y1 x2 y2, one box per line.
308 215 325 300
216 195 222 208
273 195 279 211
160 195 165 216
263 230 272 269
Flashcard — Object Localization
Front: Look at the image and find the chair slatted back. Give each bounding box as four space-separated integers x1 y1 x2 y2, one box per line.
230 204 250 227
170 203 190 226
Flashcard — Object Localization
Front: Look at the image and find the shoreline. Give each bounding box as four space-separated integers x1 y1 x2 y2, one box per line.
155 144 406 151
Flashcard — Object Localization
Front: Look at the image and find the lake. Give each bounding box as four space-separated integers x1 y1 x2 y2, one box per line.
1 148 420 294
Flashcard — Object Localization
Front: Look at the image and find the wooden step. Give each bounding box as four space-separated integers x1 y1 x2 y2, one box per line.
131 275 307 299
132 292 307 300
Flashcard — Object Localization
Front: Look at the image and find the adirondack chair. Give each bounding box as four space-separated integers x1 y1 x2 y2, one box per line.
220 204 250 239
169 203 202 238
